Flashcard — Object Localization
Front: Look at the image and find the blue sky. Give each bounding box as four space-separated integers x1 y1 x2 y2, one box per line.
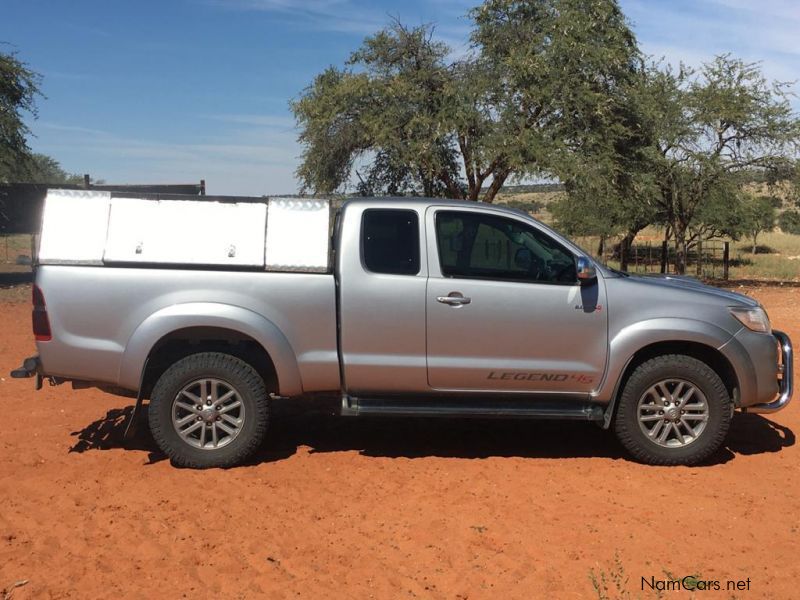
2 0 798 195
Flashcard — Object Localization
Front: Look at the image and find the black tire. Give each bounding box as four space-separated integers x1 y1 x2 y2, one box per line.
614 354 731 466
148 352 269 468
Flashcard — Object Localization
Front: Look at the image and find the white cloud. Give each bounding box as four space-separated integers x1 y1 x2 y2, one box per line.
206 0 387 34
201 113 297 129
622 0 799 106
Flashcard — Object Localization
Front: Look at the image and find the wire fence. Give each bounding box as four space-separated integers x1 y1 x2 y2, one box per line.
0 233 35 272
589 239 732 280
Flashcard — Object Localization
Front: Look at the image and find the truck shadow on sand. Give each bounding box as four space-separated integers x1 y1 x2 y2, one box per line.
69 397 794 467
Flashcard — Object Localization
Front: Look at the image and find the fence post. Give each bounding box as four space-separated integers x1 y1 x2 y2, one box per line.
696 240 703 277
723 242 730 280
620 236 628 272
660 241 668 273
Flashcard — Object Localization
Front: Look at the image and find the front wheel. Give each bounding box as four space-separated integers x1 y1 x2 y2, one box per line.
148 352 269 468
614 355 731 466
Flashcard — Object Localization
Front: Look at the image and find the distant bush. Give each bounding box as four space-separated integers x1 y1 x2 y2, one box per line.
760 195 783 209
503 199 545 214
779 210 800 235
502 183 565 194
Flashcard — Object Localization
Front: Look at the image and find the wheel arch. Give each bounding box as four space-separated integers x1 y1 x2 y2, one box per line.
139 326 281 401
598 319 742 428
119 302 303 397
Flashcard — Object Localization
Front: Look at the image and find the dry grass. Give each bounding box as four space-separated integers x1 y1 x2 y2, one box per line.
0 234 34 264
727 231 800 281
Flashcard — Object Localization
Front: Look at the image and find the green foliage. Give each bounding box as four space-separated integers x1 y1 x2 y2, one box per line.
472 0 640 177
0 47 42 182
551 188 625 238
6 153 84 184
626 55 799 271
292 1 641 202
293 23 463 198
778 210 800 235
740 195 777 253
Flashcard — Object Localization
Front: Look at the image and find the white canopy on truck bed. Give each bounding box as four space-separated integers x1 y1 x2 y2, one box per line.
36 189 332 272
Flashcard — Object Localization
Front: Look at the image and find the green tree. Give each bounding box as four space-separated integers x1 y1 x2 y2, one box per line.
638 56 799 273
778 210 800 235
292 0 641 202
0 47 41 182
7 152 84 184
739 195 776 253
471 0 640 194
293 23 462 198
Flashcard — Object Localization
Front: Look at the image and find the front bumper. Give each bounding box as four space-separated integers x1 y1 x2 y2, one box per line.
746 330 793 414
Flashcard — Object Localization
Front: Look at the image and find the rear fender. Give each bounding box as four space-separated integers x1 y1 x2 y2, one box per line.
118 302 303 396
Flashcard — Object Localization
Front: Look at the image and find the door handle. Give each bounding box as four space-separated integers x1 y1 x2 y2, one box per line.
436 293 471 306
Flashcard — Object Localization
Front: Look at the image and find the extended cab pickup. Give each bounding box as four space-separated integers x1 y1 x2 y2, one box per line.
12 190 793 467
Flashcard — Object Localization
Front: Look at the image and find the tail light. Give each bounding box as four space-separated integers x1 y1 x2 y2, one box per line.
32 285 51 341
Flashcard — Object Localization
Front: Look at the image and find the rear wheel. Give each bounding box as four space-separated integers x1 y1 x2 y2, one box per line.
614 354 731 466
148 352 269 468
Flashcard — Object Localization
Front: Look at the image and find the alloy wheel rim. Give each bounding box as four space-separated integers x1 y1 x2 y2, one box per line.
171 378 245 450
637 378 709 448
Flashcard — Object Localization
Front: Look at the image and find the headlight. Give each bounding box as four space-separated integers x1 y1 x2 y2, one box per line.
730 306 771 333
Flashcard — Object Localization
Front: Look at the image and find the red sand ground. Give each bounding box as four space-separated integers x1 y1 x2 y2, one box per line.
0 286 798 599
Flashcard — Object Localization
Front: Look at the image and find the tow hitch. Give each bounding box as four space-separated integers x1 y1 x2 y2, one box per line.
10 355 43 390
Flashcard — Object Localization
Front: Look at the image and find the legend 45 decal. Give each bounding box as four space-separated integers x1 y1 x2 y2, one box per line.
487 372 594 384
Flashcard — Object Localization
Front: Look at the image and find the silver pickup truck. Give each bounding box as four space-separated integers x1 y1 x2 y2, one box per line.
12 191 793 468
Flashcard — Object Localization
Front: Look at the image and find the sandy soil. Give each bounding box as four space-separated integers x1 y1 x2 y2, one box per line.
0 286 798 599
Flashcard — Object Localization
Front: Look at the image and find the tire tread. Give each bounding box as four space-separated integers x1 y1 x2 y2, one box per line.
614 354 731 466
148 352 269 468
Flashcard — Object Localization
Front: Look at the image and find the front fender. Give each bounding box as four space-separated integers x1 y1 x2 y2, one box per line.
595 317 740 405
118 302 303 396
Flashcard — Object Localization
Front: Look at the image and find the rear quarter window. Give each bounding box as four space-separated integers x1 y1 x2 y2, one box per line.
361 209 420 275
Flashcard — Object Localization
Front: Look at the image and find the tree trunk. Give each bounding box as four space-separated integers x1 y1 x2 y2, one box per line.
482 168 510 203
618 229 638 272
673 225 688 274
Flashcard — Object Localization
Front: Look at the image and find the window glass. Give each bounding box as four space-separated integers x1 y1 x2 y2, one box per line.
435 211 576 283
362 209 420 275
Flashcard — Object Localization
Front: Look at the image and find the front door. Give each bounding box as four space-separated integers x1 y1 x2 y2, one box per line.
425 208 608 394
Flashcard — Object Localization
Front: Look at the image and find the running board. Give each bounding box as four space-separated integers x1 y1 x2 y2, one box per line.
340 395 604 421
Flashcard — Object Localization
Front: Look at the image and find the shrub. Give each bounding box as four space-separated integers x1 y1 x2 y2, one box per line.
778 210 800 235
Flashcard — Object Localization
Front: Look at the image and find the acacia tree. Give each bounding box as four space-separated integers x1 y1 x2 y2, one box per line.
292 0 641 202
640 56 799 273
8 153 84 184
0 47 42 182
739 194 777 253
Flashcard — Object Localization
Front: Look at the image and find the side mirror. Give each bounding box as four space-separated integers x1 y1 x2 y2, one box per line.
576 256 597 284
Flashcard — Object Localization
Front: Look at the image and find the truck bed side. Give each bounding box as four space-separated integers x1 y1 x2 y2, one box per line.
34 265 340 396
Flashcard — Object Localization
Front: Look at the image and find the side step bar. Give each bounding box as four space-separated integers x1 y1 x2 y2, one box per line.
341 395 604 421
